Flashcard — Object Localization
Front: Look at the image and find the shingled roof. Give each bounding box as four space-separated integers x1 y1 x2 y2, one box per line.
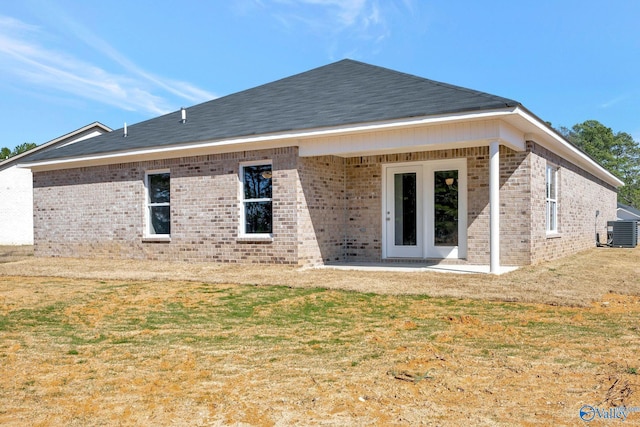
26 59 520 162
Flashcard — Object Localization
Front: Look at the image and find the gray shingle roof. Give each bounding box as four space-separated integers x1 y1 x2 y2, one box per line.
27 59 520 162
2 122 111 170
618 202 640 217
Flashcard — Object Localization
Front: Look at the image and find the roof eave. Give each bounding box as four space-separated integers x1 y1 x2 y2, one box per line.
508 107 624 188
2 122 112 171
21 106 623 189
20 108 521 172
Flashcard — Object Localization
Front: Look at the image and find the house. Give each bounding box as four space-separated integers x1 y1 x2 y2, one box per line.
20 60 622 273
0 122 111 245
617 203 640 222
617 202 640 238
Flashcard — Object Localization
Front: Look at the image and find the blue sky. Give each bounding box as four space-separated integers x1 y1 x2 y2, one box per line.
1 0 639 151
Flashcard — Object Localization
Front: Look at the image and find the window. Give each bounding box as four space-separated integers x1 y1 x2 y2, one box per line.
546 164 558 233
241 162 272 235
146 170 170 236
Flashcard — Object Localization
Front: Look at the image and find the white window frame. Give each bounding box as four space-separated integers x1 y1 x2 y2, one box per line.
546 164 559 234
239 160 273 238
145 169 171 239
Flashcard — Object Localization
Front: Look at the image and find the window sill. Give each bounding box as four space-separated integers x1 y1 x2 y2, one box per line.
546 232 561 239
237 235 273 243
142 236 171 243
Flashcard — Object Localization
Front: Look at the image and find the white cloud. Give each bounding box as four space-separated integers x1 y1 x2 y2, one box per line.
0 15 38 33
299 0 368 27
600 94 629 109
270 0 389 41
0 14 216 116
50 11 217 105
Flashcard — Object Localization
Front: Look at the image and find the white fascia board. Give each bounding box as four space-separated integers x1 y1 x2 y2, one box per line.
21 138 289 172
299 118 525 158
617 207 640 220
8 122 111 170
58 129 110 148
514 107 624 187
20 109 521 172
497 120 526 151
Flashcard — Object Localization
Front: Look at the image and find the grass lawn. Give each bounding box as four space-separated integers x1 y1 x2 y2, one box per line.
0 247 639 425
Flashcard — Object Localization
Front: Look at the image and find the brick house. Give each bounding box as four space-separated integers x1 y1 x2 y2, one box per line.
21 60 622 273
0 122 111 245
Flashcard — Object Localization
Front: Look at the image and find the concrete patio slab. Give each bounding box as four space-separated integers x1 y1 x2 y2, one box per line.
316 262 519 275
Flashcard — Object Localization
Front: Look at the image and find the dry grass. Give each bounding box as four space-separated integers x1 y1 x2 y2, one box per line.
1 246 639 425
1 245 639 306
0 245 33 264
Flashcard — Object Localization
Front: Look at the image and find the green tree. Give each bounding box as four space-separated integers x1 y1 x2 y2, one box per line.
11 142 37 156
0 142 37 160
559 120 640 208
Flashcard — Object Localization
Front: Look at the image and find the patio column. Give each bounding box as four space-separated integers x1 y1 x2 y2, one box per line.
489 141 500 274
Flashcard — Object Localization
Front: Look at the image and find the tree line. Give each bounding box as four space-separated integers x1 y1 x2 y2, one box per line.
1 142 37 160
556 120 640 209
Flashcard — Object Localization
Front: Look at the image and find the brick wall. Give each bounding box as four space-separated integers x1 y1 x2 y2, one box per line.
32 142 618 266
527 142 617 264
465 146 531 265
344 159 382 262
499 147 533 265
297 156 346 265
341 148 530 265
33 148 300 264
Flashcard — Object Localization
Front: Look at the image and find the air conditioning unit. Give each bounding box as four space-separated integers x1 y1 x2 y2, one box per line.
607 221 638 248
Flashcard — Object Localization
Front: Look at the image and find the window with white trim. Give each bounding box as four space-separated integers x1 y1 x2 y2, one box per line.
240 162 272 235
546 164 558 233
146 170 171 236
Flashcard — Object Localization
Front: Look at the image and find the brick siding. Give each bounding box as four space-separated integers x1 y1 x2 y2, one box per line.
34 148 300 264
33 143 618 266
341 147 531 265
297 155 346 265
527 142 617 263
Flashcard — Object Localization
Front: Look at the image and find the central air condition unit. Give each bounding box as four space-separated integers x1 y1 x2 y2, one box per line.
607 221 638 248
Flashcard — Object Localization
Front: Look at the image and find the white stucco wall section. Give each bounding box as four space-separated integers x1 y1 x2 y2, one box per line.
0 165 34 244
0 122 111 245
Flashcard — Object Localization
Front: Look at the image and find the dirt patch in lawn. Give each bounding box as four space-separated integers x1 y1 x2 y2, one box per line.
1 246 639 306
1 276 639 426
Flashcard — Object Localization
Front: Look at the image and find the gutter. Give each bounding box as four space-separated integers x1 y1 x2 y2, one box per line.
18 107 624 189
19 109 520 172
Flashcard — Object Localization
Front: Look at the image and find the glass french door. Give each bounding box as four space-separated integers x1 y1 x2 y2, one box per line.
429 169 461 258
385 166 423 258
384 160 466 259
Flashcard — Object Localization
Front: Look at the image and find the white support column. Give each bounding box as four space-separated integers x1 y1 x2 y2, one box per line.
489 141 500 274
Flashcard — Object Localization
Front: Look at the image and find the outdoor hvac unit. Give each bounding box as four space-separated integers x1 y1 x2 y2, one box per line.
607 221 638 248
